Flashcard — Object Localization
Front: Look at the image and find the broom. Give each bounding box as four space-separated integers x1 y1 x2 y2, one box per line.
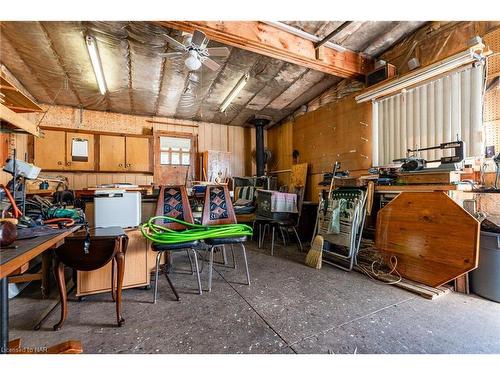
304 161 339 269
305 235 324 269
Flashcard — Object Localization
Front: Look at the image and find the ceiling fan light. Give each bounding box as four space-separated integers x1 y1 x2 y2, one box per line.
185 52 202 71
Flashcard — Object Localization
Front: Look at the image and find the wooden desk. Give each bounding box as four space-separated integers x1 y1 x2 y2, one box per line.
0 226 80 354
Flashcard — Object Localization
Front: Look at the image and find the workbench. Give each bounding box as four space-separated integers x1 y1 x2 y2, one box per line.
0 225 80 353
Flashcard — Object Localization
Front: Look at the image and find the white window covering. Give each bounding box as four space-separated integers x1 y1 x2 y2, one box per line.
372 64 484 166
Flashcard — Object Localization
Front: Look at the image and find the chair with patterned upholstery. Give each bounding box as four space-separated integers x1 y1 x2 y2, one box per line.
151 185 202 303
201 184 251 292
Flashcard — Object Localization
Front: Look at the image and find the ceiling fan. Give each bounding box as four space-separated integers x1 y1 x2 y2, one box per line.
164 30 230 71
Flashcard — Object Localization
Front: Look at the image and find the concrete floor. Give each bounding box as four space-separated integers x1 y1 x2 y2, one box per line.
8 240 500 354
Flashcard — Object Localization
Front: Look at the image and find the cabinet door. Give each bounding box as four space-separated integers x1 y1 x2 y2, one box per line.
34 130 66 170
99 135 125 171
125 137 150 172
65 132 95 171
76 228 149 296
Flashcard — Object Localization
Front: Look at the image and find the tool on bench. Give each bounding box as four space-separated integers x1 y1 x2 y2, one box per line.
394 140 465 172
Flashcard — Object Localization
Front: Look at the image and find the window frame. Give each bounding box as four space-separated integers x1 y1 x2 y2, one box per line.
159 136 192 166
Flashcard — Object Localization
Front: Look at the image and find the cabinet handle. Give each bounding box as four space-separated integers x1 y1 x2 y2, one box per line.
66 161 71 166
58 161 62 165
126 163 131 168
119 163 123 167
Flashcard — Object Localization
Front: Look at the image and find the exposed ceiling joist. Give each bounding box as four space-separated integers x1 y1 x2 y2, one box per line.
155 21 374 80
314 21 353 49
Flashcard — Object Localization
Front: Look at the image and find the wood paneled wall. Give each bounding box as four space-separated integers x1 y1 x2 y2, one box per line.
1 105 259 189
267 121 293 188
267 95 372 202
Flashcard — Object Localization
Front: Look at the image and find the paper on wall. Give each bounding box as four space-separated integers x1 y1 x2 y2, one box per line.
72 138 88 162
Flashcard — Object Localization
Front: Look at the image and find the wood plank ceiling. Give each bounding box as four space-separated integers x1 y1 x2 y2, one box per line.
0 21 426 126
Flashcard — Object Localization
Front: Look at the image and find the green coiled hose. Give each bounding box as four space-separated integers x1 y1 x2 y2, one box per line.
140 216 253 244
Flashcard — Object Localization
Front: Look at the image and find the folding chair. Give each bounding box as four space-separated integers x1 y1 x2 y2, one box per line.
315 187 367 271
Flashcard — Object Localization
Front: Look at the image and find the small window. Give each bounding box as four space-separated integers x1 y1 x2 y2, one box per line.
159 136 191 166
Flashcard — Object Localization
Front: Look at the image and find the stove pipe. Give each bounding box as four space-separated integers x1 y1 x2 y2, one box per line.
249 117 270 177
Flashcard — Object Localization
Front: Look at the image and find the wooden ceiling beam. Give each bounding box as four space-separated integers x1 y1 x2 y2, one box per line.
0 103 40 137
155 21 374 80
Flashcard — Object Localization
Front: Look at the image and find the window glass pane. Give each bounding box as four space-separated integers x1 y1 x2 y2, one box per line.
182 154 190 165
171 152 180 165
160 152 169 165
160 136 191 151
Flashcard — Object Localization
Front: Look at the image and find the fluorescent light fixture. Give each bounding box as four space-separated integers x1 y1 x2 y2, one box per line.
356 43 488 103
85 35 107 95
219 73 249 113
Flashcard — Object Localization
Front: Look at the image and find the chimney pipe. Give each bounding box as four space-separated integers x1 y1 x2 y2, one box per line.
249 116 271 177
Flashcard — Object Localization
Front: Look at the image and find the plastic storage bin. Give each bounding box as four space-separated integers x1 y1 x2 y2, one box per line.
470 231 500 303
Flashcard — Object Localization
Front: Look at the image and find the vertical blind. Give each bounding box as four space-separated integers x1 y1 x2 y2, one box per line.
372 64 484 166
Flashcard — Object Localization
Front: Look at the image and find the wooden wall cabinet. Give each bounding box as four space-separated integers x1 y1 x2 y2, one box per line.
125 136 150 172
65 132 95 171
33 127 151 174
99 135 151 172
99 135 126 171
34 129 68 170
76 229 150 296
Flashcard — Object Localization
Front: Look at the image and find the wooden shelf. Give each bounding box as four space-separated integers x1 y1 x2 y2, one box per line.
0 74 43 113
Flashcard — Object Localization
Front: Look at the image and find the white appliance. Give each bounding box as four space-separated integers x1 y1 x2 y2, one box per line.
3 158 41 179
94 190 141 228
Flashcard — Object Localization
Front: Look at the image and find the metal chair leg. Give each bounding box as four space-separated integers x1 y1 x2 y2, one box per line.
153 251 162 304
271 225 275 256
292 227 303 252
230 244 236 269
241 243 251 286
208 246 215 292
260 224 268 249
222 245 228 265
186 249 194 275
279 226 287 246
259 223 265 249
191 249 202 295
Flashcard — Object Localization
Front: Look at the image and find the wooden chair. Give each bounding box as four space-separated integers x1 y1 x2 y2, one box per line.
151 185 202 303
201 185 251 292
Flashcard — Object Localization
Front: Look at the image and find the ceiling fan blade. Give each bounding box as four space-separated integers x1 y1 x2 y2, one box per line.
192 29 208 49
164 34 187 51
162 51 184 58
206 47 230 57
201 57 221 71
